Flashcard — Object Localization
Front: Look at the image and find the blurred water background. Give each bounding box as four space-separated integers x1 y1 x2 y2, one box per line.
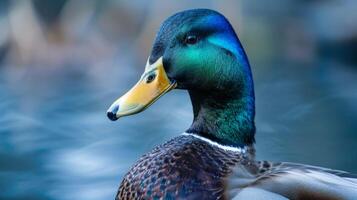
0 1 356 200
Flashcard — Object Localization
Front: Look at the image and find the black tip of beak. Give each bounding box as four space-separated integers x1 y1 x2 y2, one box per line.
107 111 118 121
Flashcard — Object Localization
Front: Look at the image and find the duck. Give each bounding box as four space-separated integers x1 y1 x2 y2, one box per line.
106 9 357 200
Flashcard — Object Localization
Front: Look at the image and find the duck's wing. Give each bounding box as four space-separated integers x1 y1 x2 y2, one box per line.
226 161 357 200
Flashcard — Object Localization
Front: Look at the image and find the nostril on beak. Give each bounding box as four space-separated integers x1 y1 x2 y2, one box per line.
107 111 118 121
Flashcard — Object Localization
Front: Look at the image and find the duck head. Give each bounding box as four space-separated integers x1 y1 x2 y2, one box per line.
107 9 255 147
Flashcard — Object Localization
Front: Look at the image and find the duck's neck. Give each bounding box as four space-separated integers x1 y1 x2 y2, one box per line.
186 89 255 148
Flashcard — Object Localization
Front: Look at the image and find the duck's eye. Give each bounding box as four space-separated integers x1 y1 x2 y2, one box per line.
185 35 198 45
146 73 156 84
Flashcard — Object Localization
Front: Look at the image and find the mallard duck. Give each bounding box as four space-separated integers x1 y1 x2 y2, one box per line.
107 9 357 200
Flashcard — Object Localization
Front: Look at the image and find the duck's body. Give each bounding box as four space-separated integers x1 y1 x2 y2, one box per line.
117 134 250 199
117 134 357 200
107 9 357 200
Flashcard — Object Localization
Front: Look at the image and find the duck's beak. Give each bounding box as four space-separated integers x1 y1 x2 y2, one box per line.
107 57 176 121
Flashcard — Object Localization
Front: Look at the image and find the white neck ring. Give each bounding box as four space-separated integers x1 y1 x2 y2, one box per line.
182 132 246 153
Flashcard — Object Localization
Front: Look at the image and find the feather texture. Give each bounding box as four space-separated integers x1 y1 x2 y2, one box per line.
227 162 357 200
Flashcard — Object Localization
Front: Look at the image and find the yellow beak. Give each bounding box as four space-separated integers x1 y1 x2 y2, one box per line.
107 57 176 120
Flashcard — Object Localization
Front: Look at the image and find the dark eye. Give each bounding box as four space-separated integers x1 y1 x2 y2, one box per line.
185 35 198 45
